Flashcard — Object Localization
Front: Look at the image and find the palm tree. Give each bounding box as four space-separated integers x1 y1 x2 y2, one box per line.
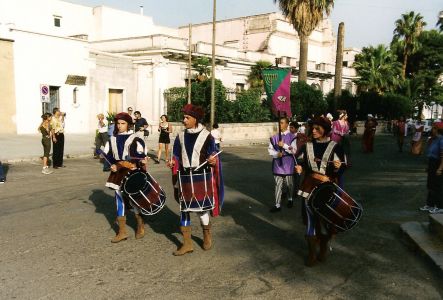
437 11 443 32
274 0 334 82
247 60 273 89
353 45 402 94
392 11 426 79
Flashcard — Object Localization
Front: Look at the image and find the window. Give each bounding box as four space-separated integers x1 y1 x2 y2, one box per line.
54 16 61 27
236 83 245 92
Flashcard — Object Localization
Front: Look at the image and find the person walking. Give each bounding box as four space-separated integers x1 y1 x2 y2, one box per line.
362 114 377 153
95 114 109 158
211 123 222 151
103 112 149 243
411 120 424 155
420 121 443 213
156 115 171 164
394 116 407 152
51 108 65 168
167 104 224 256
268 117 297 212
39 113 53 175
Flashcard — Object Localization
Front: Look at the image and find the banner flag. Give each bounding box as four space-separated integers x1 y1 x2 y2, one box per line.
262 68 292 118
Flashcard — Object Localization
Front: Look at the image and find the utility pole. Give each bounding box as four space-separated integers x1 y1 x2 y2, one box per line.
210 0 216 128
188 23 192 104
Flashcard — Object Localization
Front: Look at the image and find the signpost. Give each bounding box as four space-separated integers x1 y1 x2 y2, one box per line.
40 84 50 103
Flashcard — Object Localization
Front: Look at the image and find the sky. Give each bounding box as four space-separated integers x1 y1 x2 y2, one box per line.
67 0 442 48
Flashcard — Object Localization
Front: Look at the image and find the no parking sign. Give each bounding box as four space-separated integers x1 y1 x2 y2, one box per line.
40 84 50 103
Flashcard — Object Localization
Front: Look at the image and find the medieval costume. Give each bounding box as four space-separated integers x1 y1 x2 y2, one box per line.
170 104 224 256
394 118 407 153
268 127 297 211
104 112 147 243
362 114 378 153
296 117 347 266
411 122 424 155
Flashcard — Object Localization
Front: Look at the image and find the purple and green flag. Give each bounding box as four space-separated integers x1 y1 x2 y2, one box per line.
262 68 292 118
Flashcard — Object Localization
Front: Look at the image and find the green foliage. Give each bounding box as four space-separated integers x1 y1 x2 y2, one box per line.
353 45 402 94
168 98 187 122
192 56 211 79
106 112 116 123
355 92 412 120
325 90 358 121
247 60 273 89
230 88 271 122
290 81 327 120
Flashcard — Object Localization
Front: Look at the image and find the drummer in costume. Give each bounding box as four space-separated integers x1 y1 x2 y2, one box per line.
168 104 224 256
104 112 148 243
295 116 347 266
268 117 298 212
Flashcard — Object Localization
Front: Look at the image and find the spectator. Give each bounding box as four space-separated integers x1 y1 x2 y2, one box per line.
39 113 53 175
210 123 222 151
95 113 109 158
134 111 149 147
127 107 135 131
156 115 172 163
51 108 65 169
420 121 443 213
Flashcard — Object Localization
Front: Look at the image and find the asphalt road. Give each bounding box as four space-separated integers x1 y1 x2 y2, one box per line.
0 136 442 299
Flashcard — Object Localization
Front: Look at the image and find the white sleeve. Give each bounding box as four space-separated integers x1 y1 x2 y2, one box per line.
268 142 279 158
136 141 144 154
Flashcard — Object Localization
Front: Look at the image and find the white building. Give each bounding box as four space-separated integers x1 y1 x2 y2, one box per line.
0 0 359 134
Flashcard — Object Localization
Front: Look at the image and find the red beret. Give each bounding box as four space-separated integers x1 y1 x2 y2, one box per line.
182 104 205 121
433 121 443 130
114 112 133 125
312 116 332 135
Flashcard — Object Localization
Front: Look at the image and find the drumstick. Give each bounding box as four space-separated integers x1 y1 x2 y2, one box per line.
97 149 113 166
194 150 223 171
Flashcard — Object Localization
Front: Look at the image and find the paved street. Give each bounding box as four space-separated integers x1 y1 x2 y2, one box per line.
0 135 442 299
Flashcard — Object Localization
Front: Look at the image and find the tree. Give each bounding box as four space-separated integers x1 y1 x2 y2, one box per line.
247 60 273 89
353 45 402 94
290 81 327 120
274 0 334 82
231 88 271 122
192 56 211 81
437 11 443 32
392 11 426 79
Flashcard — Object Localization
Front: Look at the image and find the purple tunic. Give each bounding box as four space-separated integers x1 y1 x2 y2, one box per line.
270 133 295 175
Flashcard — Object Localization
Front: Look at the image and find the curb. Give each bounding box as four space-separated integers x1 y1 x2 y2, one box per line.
2 140 269 164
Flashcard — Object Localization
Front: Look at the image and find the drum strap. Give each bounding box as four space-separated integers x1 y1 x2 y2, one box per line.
179 129 210 168
307 141 336 175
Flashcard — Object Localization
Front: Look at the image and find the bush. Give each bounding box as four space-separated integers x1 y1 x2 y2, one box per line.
231 88 271 122
290 81 327 121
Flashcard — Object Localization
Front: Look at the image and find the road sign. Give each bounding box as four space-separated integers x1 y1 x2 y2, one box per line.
40 84 50 103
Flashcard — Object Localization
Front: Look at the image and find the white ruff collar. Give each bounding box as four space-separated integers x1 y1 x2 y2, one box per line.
316 137 331 143
117 130 133 135
186 124 204 134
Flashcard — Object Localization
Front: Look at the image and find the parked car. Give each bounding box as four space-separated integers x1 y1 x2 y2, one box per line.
406 119 433 136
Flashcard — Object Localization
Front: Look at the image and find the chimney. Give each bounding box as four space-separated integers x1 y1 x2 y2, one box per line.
140 6 144 16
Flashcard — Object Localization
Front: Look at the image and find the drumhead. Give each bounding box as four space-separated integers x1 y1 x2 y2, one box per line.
309 182 336 209
122 170 148 195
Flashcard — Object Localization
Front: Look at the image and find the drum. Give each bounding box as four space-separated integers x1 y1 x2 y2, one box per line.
120 168 166 216
307 181 362 232
178 168 215 212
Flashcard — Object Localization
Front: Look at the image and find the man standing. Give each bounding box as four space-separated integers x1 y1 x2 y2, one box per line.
394 116 407 152
134 111 149 147
51 107 65 168
168 104 224 256
268 117 297 212
95 114 109 157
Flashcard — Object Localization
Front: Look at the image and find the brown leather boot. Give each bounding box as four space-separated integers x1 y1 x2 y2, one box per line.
305 236 318 267
202 223 212 250
173 226 194 256
135 214 145 239
318 234 330 262
111 216 128 243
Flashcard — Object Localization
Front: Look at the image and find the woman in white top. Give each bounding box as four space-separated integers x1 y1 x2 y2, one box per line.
210 123 222 151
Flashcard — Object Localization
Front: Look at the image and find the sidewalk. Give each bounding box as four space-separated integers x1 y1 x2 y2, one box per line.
1 133 268 163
